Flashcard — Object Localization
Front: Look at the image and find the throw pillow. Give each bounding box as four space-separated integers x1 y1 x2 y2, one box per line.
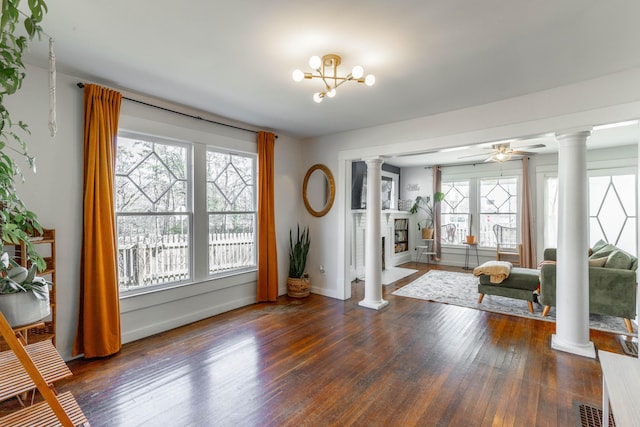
591 239 609 254
605 249 634 270
537 259 556 269
590 243 617 260
588 256 608 267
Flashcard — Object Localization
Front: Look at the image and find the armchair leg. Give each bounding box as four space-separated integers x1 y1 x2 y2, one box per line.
527 301 534 313
477 294 485 304
624 318 634 333
542 306 551 317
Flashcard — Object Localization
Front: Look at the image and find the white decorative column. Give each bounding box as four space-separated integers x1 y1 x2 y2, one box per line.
552 130 595 358
359 158 389 310
637 124 640 361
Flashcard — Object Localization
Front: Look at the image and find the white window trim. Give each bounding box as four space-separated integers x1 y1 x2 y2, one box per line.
115 116 259 299
205 145 258 277
442 163 523 248
116 131 194 297
535 158 637 260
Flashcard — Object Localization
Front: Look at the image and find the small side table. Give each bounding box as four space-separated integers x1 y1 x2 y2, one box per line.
416 239 435 264
599 350 640 427
463 242 479 270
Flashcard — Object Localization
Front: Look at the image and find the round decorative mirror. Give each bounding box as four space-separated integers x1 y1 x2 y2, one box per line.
303 164 335 217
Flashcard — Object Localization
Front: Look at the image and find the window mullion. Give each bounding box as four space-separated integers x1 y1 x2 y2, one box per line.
193 143 208 280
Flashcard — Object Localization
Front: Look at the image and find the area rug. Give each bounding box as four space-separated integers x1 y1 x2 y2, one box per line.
392 270 634 335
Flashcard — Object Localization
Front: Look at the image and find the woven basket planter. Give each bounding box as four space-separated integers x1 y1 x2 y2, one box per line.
421 228 434 239
287 275 310 298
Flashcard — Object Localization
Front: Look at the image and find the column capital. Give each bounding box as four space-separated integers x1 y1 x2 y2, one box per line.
364 157 384 167
555 128 592 144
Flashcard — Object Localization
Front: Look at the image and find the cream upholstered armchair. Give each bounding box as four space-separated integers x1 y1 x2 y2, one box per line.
493 224 522 267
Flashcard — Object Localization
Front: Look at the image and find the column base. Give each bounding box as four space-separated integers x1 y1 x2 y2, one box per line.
551 334 596 359
358 299 389 310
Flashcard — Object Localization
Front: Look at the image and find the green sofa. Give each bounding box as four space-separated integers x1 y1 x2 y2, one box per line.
539 240 637 333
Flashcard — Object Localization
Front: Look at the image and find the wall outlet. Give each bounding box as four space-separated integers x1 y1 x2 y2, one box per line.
319 265 325 274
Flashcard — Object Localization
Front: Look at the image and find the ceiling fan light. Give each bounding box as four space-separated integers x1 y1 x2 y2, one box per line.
494 152 512 162
365 74 376 86
292 69 304 82
309 55 322 70
351 65 364 79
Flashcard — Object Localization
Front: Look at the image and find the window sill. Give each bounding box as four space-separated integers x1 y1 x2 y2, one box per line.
119 268 258 313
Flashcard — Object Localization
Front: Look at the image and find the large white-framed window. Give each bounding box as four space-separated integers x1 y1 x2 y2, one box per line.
115 130 259 295
441 166 521 247
115 132 192 293
206 149 257 275
542 166 637 255
479 177 519 246
441 180 470 244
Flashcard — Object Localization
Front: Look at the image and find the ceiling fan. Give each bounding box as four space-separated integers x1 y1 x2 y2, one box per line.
459 142 545 162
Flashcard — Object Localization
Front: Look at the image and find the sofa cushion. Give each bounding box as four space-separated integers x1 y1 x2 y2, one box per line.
591 239 609 253
605 249 635 270
589 256 608 267
590 243 617 259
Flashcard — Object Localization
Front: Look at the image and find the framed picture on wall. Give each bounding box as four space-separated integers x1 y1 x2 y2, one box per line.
351 161 400 210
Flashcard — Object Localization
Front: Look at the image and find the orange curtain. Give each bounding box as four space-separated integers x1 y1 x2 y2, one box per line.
256 131 278 302
521 157 536 268
73 84 122 358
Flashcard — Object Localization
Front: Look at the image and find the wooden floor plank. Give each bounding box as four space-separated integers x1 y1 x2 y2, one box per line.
0 264 624 426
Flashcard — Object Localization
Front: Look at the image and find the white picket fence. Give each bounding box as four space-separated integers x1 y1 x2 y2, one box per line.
118 232 255 290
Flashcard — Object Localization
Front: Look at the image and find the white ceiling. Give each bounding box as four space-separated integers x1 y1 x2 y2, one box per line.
386 123 640 167
23 0 640 150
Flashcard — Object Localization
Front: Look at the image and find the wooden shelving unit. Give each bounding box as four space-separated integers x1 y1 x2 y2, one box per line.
1 229 56 349
0 311 88 426
394 218 409 253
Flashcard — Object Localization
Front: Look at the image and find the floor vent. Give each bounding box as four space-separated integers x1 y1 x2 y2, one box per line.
617 335 638 357
574 401 616 427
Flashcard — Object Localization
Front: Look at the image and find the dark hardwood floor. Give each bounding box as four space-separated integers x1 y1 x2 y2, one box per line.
1 263 627 426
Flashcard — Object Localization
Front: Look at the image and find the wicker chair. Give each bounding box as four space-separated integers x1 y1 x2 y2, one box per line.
493 224 522 266
441 223 457 244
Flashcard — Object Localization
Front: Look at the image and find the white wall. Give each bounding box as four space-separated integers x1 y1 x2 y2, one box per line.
302 67 640 301
6 64 302 360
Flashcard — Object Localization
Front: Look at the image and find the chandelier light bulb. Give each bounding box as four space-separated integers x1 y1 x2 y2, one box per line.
365 74 376 86
309 55 322 70
351 65 364 79
292 69 304 82
294 54 376 102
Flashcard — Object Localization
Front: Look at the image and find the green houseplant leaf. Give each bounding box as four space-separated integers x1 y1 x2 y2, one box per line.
0 0 49 273
288 225 310 278
409 191 445 230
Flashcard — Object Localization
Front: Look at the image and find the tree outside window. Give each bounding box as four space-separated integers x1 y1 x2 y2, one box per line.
115 134 191 291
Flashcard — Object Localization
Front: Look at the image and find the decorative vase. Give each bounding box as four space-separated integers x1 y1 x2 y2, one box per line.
466 235 476 244
0 288 50 327
287 274 310 298
422 228 434 239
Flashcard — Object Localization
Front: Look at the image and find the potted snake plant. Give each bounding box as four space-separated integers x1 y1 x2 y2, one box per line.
287 225 311 298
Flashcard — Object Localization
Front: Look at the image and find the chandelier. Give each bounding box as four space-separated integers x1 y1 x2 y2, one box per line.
292 54 375 103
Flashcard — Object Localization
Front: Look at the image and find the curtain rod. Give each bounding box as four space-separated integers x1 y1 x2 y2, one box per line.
423 157 527 169
76 82 275 137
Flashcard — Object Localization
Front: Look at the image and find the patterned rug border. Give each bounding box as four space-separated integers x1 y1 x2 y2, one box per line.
392 270 635 336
